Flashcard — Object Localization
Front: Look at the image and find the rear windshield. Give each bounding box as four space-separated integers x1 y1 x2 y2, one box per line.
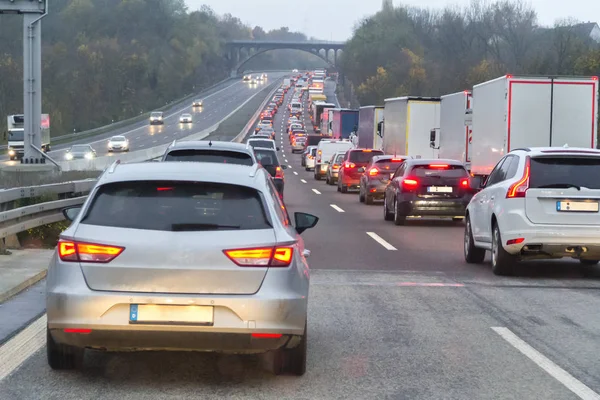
349 150 384 163
82 181 271 232
291 102 302 108
411 165 468 178
306 136 323 146
254 149 280 167
311 148 317 156
164 149 253 166
375 159 406 172
248 140 275 149
530 157 600 189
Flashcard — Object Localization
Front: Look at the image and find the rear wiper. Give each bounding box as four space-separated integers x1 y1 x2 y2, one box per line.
170 223 241 231
537 183 581 191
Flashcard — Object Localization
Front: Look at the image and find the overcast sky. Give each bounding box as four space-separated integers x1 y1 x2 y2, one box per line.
185 0 600 41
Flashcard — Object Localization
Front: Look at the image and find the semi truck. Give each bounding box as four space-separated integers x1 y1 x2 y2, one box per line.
283 78 292 89
434 91 473 169
6 114 51 160
312 102 336 132
471 75 599 178
330 109 359 140
382 97 441 158
357 106 384 150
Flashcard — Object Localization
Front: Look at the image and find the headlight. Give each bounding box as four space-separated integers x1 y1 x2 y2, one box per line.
8 150 15 156
158 116 163 120
85 153 94 159
65 153 73 160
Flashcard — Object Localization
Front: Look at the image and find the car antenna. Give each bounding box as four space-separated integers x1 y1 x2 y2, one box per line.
208 140 212 147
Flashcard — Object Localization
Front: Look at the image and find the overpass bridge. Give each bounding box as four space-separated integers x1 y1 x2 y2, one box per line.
225 40 346 75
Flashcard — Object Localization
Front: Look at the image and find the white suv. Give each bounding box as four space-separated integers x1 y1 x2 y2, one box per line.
464 147 600 275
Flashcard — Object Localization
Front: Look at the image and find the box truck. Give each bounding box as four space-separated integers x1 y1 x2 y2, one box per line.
6 114 51 160
434 91 473 169
382 97 441 158
471 75 599 177
357 106 384 149
331 109 359 140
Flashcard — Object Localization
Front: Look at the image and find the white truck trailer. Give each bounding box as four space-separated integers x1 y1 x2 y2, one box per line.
382 97 441 158
357 106 385 150
471 75 599 177
435 90 473 169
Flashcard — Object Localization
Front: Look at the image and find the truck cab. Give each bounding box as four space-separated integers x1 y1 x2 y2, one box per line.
5 114 51 160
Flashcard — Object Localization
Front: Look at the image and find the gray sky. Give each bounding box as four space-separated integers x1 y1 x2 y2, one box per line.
185 0 600 41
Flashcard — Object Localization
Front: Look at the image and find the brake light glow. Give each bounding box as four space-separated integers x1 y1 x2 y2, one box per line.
460 178 469 188
506 238 525 245
343 162 356 169
429 164 449 169
58 240 125 263
402 178 419 189
391 158 404 161
223 246 294 267
506 156 530 198
275 166 284 178
157 187 174 191
64 328 92 334
368 167 379 176
252 333 283 339
333 164 339 169
362 149 372 152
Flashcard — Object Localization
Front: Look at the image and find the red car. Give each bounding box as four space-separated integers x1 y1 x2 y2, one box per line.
337 149 385 193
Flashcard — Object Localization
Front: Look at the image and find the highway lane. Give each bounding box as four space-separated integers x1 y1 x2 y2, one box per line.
3 81 600 399
1 72 286 165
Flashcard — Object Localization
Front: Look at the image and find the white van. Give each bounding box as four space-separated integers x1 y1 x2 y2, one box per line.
314 140 354 180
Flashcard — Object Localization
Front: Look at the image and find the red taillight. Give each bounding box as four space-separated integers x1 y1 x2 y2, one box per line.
251 333 283 339
368 167 379 176
157 187 174 191
64 328 92 334
343 162 356 169
58 240 124 263
506 238 525 245
275 166 284 178
429 164 449 169
332 164 339 169
506 156 530 198
460 178 469 188
224 247 293 267
402 178 419 190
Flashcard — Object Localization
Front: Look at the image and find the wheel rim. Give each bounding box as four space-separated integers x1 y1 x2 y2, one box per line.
492 227 499 267
464 219 471 256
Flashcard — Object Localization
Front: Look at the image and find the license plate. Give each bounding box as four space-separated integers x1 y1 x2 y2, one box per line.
427 186 453 193
129 304 214 325
556 200 599 212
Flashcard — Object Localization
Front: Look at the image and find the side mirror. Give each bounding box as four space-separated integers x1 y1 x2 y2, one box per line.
277 147 280 151
357 167 365 173
429 129 436 148
62 206 82 222
281 164 288 170
294 212 319 235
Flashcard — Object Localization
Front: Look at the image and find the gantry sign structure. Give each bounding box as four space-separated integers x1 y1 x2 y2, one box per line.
1 0 48 164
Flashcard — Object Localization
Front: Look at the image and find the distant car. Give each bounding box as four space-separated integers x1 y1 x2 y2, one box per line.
247 138 279 151
65 144 96 160
261 73 268 80
107 136 129 153
337 149 385 193
292 69 299 73
192 99 203 107
383 159 472 226
304 146 317 171
325 152 346 185
250 78 257 84
161 140 257 166
257 128 276 140
291 136 307 153
253 147 287 198
179 113 193 123
255 122 272 133
243 75 251 81
359 155 409 204
149 111 164 125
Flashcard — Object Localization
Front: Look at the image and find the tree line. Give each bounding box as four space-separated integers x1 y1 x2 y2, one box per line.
0 0 324 139
340 0 600 106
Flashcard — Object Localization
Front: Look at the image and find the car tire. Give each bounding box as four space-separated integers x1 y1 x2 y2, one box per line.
365 194 373 205
393 199 406 226
47 327 84 370
383 195 393 221
273 322 307 376
314 172 321 181
464 216 486 264
491 223 516 276
305 167 310 171
359 188 365 203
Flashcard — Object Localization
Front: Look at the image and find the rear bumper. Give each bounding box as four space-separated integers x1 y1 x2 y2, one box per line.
340 174 360 188
273 178 284 193
315 164 328 176
398 197 468 217
291 146 304 152
365 182 388 198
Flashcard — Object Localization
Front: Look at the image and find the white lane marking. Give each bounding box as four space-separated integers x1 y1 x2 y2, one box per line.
293 171 299 176
366 232 397 251
491 327 600 400
152 140 157 143
0 314 46 381
312 189 321 195
330 204 345 213
300 178 307 183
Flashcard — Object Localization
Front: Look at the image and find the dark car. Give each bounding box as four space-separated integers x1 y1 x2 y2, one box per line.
359 155 409 204
253 147 287 199
303 134 323 150
161 140 257 166
383 159 473 225
337 149 384 193
65 144 96 160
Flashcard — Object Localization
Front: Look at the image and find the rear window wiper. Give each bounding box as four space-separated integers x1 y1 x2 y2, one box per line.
537 183 581 190
170 223 241 231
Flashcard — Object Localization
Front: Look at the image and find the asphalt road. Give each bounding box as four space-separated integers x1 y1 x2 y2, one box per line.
2 83 600 399
1 72 286 165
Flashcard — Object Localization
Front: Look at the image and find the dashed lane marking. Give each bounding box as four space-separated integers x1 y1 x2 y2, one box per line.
330 204 345 212
366 232 397 251
0 314 46 381
300 179 306 183
312 189 321 195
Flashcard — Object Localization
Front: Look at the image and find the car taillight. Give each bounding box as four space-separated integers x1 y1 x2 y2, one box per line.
368 167 379 176
343 162 356 169
460 178 469 188
506 156 530 198
223 247 293 267
58 240 124 263
429 164 449 169
402 178 419 190
275 166 284 178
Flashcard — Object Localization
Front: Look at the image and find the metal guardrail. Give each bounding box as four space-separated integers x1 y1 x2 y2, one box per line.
0 77 287 245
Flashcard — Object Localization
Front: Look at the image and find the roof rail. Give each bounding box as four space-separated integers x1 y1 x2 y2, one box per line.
170 139 177 148
249 163 261 178
107 160 121 174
